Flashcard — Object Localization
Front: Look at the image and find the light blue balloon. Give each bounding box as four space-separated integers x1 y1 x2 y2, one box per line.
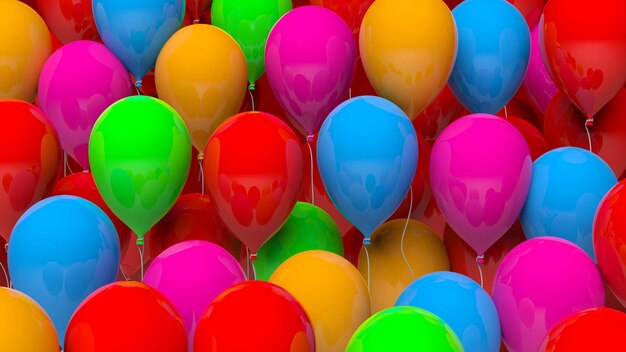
449 0 530 114
520 147 617 261
396 271 501 352
92 0 185 85
8 195 121 345
316 96 418 242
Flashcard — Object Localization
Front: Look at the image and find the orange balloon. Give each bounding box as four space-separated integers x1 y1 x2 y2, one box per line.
358 219 449 313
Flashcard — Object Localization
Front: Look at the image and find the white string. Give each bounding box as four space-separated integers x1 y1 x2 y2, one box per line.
585 119 593 152
0 261 8 287
363 243 371 291
197 153 205 195
135 80 142 96
400 187 414 281
306 138 315 205
476 255 484 288
504 105 509 119
63 152 68 177
349 88 352 99
137 242 144 281
119 265 130 281
248 88 255 111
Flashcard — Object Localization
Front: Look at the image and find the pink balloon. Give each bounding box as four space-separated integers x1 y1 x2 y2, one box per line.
522 24 558 116
38 40 133 170
430 114 532 256
265 6 356 138
143 240 246 347
493 237 605 352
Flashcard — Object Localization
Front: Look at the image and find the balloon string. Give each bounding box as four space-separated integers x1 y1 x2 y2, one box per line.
585 118 593 153
504 105 509 120
0 261 8 287
63 152 68 177
248 88 255 111
197 153 205 195
246 247 250 280
137 242 144 281
135 80 143 96
476 255 484 288
400 187 414 281
119 265 130 281
349 88 352 99
363 242 371 292
306 137 315 205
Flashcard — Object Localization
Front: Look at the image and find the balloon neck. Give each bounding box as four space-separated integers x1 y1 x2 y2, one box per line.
306 134 314 143
250 252 257 261
135 80 143 88
585 118 594 127
136 238 144 246
193 19 200 24
248 83 255 91
4 243 7 252
363 238 371 245
476 255 484 264
197 153 204 162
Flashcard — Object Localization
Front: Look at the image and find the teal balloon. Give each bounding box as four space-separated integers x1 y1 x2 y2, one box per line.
253 202 343 281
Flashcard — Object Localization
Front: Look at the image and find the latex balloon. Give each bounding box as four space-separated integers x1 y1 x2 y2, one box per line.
38 40 134 170
396 272 501 352
413 85 468 145
522 24 557 116
0 287 59 352
194 281 315 351
541 0 626 119
9 195 120 345
203 111 303 254
181 149 204 194
254 202 343 281
270 250 370 351
92 0 185 84
148 193 242 261
212 0 292 86
265 6 356 137
155 24 248 153
594 179 626 306
496 96 543 130
36 0 100 43
317 96 418 241
0 1 51 102
309 0 374 40
430 114 532 256
449 0 530 114
358 219 450 313
544 89 626 179
144 240 246 345
520 147 616 261
89 96 192 244
0 100 61 243
493 237 605 352
506 116 548 161
64 281 187 352
359 0 456 118
539 308 626 351
346 306 463 352
444 221 526 295
508 0 544 28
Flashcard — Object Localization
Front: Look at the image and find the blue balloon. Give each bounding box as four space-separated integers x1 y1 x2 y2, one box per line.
8 195 120 345
317 96 418 242
448 0 530 114
520 147 617 261
396 271 501 352
93 0 185 85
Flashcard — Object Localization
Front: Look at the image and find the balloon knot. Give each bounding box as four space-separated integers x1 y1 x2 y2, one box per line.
135 80 143 88
585 118 594 127
250 253 257 261
193 19 200 24
476 255 484 264
4 243 7 252
363 238 371 245
197 153 204 161
307 134 314 142
136 238 144 246
249 83 255 91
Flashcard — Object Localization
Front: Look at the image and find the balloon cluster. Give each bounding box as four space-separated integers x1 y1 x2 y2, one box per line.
1 0 626 351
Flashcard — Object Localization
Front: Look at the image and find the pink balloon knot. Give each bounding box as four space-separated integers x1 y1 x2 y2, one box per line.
476 255 485 264
307 134 314 142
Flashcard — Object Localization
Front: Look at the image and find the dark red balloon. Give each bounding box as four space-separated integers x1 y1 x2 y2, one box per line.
203 112 303 255
444 220 526 295
194 281 315 352
544 89 626 179
36 0 100 43
187 0 210 22
182 148 203 194
496 97 542 131
0 100 61 243
342 226 363 267
506 116 548 161
64 281 187 352
508 0 544 28
539 308 626 351
413 84 468 145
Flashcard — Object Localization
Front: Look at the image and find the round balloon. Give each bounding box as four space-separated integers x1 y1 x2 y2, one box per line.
89 96 192 244
8 195 121 345
506 116 548 161
317 96 418 241
36 0 100 43
413 84 468 145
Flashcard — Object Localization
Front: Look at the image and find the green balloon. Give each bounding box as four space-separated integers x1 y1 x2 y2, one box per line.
89 96 191 243
347 306 464 352
212 0 292 87
253 202 344 280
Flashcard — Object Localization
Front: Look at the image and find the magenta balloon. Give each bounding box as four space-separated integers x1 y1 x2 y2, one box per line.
38 40 133 170
430 114 532 256
522 24 558 116
143 240 246 346
492 237 605 352
265 6 356 137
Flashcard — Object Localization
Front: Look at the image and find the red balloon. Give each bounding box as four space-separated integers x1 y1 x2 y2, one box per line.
506 116 548 161
342 226 362 267
187 0 210 22
594 179 626 306
496 97 542 130
444 220 526 295
149 193 242 260
541 0 626 119
36 0 100 43
413 84 468 145
539 308 626 351
508 0 544 28
544 89 626 179
203 112 303 255
51 172 130 253
64 281 187 352
182 148 203 194
194 281 315 352
0 100 61 243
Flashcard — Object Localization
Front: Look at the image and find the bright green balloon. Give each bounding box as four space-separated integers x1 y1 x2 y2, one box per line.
253 202 343 281
89 96 191 244
347 306 464 352
211 0 292 87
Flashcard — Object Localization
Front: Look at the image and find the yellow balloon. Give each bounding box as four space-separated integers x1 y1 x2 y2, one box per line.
155 24 248 152
359 0 457 119
358 219 450 313
0 0 52 102
0 287 59 351
270 250 371 352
